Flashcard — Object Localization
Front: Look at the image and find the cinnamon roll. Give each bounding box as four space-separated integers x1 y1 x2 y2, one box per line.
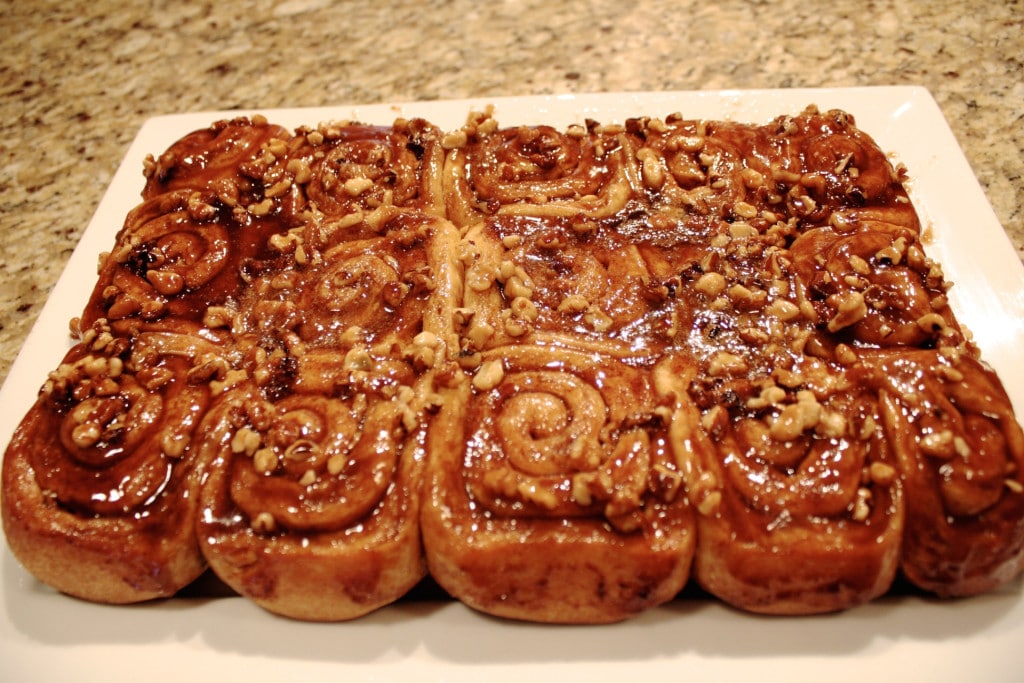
457 213 690 360
422 346 695 623
82 188 279 331
195 368 431 621
789 221 960 347
443 110 641 227
1 321 225 603
192 203 461 621
853 348 1024 596
296 117 445 222
675 361 905 614
142 116 292 201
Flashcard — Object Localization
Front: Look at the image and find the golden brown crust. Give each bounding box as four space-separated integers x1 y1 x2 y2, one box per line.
854 349 1024 596
195 380 429 621
673 384 904 614
3 104 1023 623
422 348 695 624
1 326 220 603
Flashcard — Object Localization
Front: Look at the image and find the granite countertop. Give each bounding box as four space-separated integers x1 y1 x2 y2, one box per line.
1 0 1021 387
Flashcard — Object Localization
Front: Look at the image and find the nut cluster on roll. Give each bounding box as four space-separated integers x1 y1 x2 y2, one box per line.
3 105 1023 623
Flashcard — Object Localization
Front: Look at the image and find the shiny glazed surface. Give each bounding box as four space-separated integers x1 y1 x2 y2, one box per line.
3 105 1022 623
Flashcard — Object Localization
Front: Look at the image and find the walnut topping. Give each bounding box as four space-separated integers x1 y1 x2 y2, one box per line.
286 158 312 184
146 269 185 296
441 130 468 149
70 422 102 448
510 296 539 322
919 429 955 458
815 410 847 439
472 359 504 391
694 272 727 297
503 272 534 300
766 298 800 322
695 490 722 516
343 177 375 197
827 290 867 332
247 198 274 216
231 427 261 456
746 384 787 410
571 474 594 506
557 294 590 313
264 178 292 199
203 305 236 329
501 311 528 337
733 201 758 219
636 147 665 189
251 511 277 534
869 461 897 486
465 319 495 349
253 447 278 474
583 307 613 333
707 351 748 377
728 222 758 239
406 331 442 370
851 487 872 522
769 390 822 441
875 236 908 265
210 368 247 395
916 313 949 335
160 431 189 459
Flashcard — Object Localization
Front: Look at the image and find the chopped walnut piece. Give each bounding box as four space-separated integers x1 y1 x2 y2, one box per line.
707 351 748 377
827 291 867 332
694 272 727 297
472 359 505 391
251 511 277 534
851 487 872 522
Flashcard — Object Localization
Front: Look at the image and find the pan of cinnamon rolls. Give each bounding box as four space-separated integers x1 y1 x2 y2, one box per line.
2 101 1022 624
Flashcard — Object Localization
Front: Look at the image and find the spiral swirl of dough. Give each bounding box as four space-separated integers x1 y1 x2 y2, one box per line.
225 391 404 534
143 117 291 198
460 216 676 357
800 115 897 208
29 333 219 517
463 347 675 530
862 350 1024 519
95 191 231 323
711 392 878 520
302 124 431 217
291 235 429 349
854 348 1024 595
790 223 957 346
451 123 636 223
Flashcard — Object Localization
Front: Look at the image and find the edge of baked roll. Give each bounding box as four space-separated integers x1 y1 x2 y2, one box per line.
1 325 223 603
195 377 430 621
421 349 696 624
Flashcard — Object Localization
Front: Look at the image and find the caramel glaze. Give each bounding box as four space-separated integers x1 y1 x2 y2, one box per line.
1 323 222 602
853 349 1024 596
3 104 1023 622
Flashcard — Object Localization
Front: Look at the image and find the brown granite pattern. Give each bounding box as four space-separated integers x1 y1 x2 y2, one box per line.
1 0 1021 386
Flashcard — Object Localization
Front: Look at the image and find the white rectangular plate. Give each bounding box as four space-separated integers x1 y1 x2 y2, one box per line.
2 87 1023 683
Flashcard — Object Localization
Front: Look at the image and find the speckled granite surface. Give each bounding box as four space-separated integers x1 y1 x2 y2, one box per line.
1 0 1021 385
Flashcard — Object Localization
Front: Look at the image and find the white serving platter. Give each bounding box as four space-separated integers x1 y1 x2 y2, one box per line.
1 87 1023 682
